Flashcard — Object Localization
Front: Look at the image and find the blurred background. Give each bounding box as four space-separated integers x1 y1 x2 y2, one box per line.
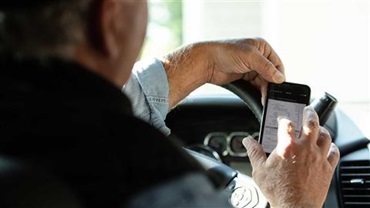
142 0 369 137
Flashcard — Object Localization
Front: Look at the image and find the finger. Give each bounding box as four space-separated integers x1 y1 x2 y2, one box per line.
255 38 285 75
301 106 320 143
316 127 332 156
276 116 295 158
246 48 285 84
242 136 267 168
327 143 340 168
239 71 268 106
260 80 268 106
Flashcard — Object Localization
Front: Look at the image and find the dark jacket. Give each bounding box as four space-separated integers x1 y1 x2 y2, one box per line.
0 55 207 207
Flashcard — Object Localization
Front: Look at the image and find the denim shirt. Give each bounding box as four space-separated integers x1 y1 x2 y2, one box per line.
122 58 171 135
122 58 234 208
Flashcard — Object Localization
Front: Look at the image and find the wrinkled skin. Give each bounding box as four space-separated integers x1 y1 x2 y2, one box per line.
243 106 340 208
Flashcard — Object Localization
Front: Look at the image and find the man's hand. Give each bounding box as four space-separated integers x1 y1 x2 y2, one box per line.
162 38 285 108
206 38 285 99
243 106 340 208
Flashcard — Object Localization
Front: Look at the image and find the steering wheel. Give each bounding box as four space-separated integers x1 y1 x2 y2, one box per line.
186 79 268 208
222 79 263 123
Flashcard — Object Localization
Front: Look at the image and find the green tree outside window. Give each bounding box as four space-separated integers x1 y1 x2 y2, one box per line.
141 0 183 58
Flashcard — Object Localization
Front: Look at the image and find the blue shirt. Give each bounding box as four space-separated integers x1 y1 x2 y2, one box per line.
123 58 171 135
122 58 235 208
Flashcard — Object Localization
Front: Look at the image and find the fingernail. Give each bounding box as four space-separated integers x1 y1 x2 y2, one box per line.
273 71 285 83
303 105 317 119
277 116 295 133
330 143 338 151
261 96 266 106
242 136 254 148
277 116 288 122
305 105 314 111
328 143 340 157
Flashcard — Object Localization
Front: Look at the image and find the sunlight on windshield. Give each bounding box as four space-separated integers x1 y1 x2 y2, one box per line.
144 0 369 138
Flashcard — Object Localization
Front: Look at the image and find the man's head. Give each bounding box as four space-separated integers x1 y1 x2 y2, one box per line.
0 0 92 56
0 0 148 87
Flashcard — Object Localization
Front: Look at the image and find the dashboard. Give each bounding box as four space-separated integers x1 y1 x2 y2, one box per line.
204 131 258 158
166 94 258 165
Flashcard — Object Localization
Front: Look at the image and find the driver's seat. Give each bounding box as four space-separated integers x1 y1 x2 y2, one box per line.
0 156 82 208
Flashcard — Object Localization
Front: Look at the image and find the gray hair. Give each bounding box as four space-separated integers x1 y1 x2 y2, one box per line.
0 0 93 56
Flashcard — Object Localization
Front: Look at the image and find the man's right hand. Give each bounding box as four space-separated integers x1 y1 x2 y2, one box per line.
243 106 340 208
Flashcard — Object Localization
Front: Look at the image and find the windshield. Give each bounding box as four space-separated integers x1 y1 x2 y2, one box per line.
143 0 369 138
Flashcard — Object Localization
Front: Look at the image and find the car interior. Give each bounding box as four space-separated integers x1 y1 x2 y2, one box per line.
0 1 368 208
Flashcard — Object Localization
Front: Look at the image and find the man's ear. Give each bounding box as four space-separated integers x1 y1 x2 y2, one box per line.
85 0 105 55
86 0 121 58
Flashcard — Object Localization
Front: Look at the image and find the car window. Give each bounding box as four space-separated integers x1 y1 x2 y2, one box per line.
144 0 369 138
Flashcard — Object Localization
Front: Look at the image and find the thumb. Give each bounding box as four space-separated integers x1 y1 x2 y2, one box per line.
242 136 266 168
246 50 285 83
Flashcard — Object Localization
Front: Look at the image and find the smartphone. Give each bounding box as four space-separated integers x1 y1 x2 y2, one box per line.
259 82 311 154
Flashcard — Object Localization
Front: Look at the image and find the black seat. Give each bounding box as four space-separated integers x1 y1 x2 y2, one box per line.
0 156 82 208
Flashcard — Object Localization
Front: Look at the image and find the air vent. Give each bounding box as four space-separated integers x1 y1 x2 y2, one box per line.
339 160 370 207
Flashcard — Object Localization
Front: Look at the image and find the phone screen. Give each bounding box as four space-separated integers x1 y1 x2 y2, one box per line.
259 82 310 153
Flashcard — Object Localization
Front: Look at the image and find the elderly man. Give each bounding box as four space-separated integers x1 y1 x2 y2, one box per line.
0 0 339 207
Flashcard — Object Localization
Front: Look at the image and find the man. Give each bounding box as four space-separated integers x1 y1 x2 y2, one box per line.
0 0 339 208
